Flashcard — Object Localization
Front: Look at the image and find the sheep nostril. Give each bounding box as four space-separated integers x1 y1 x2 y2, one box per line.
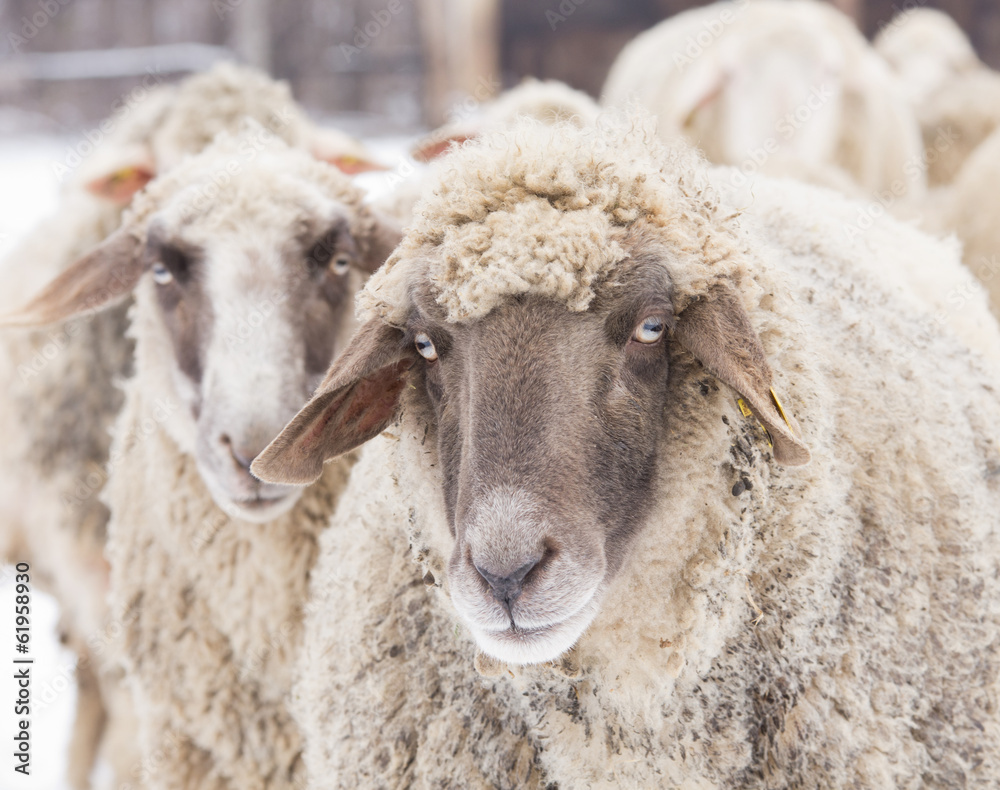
220 434 255 472
474 555 542 608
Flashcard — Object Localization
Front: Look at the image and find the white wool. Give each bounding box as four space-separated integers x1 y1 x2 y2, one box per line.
602 0 925 199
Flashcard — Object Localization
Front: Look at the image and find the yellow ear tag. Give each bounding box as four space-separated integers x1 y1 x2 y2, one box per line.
769 387 794 431
736 397 773 448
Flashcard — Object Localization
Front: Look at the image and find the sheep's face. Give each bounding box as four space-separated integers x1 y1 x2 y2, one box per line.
251 236 808 665
141 194 367 523
405 262 674 663
2 147 399 524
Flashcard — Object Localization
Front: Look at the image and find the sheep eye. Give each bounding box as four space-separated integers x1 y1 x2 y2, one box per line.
152 262 174 285
415 332 438 361
633 316 665 344
331 255 351 275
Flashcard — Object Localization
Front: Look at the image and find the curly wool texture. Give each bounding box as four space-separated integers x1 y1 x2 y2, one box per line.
362 118 748 323
297 121 1000 788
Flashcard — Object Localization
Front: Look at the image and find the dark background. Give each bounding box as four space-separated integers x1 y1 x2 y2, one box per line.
0 0 996 134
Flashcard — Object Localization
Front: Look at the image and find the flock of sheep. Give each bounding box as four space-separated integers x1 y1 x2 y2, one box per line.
2 1 1000 788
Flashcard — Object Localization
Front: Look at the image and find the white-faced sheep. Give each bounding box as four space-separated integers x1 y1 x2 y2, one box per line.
2 124 400 790
0 63 386 790
254 117 1000 789
601 0 925 199
874 8 1000 187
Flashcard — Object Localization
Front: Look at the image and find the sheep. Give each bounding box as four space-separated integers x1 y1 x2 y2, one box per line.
874 8 1000 187
0 62 387 789
412 77 600 162
872 8 979 106
601 0 925 199
2 122 401 790
925 125 1000 319
253 116 1000 789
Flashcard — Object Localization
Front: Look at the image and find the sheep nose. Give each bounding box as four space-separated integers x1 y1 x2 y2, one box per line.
219 434 256 472
474 556 541 608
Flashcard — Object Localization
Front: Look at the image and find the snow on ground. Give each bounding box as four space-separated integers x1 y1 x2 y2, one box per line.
0 129 419 790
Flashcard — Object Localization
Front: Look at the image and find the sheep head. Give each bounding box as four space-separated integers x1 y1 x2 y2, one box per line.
254 118 808 662
1 126 401 523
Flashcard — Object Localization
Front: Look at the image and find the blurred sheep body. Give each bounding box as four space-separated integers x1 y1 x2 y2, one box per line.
257 119 1000 788
932 126 1000 319
874 8 1000 186
0 63 381 789
601 0 925 199
873 8 979 105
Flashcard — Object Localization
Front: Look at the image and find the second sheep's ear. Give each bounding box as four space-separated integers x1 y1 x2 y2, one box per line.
251 319 417 486
0 227 143 328
674 287 811 466
81 144 157 205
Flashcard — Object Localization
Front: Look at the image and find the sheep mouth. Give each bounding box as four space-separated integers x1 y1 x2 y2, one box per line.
223 490 302 523
470 593 604 665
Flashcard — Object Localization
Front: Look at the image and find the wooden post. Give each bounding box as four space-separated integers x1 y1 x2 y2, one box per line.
230 0 272 73
418 0 501 126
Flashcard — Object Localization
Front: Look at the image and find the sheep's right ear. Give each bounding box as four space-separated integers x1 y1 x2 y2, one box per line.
81 144 156 205
252 320 417 485
0 227 143 328
411 124 477 162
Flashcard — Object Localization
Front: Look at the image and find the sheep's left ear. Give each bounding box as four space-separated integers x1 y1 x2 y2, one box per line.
309 128 389 175
674 287 810 466
252 319 417 485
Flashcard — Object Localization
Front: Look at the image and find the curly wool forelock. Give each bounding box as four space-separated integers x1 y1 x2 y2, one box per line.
124 126 375 253
358 116 752 324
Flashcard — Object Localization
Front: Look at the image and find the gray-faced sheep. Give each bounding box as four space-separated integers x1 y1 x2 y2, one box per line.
4 124 400 790
0 62 385 790
602 0 925 199
254 117 1000 789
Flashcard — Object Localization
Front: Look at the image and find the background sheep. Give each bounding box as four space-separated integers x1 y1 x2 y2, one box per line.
4 123 400 789
601 0 925 199
411 77 600 162
255 118 1000 788
0 61 387 789
926 125 1000 319
874 8 1000 186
